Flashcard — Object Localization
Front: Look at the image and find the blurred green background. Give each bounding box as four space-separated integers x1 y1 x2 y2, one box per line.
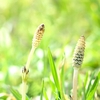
0 0 100 99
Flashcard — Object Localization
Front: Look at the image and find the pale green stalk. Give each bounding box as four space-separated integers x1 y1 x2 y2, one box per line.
21 24 45 100
22 81 27 100
25 48 35 71
72 68 79 100
72 36 85 100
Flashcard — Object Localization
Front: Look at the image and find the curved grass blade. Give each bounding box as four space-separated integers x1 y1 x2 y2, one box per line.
40 80 49 100
10 87 21 100
10 87 29 100
82 72 89 100
86 72 100 100
48 48 61 99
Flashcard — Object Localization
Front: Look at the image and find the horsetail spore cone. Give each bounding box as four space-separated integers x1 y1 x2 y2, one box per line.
72 36 85 100
72 36 85 68
25 23 45 71
32 23 45 48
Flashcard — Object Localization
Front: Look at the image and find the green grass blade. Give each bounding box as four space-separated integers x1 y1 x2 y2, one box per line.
48 48 61 99
60 58 65 90
10 87 22 100
42 80 49 100
60 59 66 100
43 90 49 100
82 72 89 100
40 80 44 100
86 72 100 100
85 71 95 97
84 72 89 89
10 87 29 100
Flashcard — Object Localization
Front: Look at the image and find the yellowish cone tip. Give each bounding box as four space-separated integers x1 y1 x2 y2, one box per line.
32 23 45 48
72 36 85 68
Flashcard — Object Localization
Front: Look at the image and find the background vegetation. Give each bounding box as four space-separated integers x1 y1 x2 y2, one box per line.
0 0 100 99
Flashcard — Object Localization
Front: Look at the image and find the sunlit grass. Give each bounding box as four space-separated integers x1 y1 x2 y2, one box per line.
0 0 100 100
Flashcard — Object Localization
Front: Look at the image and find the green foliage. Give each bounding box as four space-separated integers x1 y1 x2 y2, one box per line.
0 0 100 99
48 48 62 99
10 87 29 100
40 80 49 100
10 87 21 100
85 72 100 100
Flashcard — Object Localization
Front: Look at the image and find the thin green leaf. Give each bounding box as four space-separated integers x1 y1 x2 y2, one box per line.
85 71 95 97
10 87 21 100
49 78 57 94
40 80 44 100
86 72 100 100
82 72 89 100
60 58 65 90
84 72 89 89
10 87 29 100
48 48 61 99
43 87 49 100
40 79 49 100
60 58 66 100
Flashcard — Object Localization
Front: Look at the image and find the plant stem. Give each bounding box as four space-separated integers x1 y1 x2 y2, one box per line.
22 48 35 100
26 47 35 71
21 24 45 100
22 81 27 100
72 68 79 100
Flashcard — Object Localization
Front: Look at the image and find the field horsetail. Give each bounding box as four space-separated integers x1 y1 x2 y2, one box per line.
32 23 45 48
22 24 45 100
72 36 85 100
72 36 85 68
